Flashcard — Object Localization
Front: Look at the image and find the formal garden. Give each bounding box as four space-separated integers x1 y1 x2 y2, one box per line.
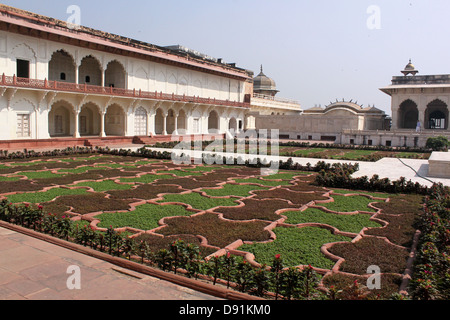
0 147 448 300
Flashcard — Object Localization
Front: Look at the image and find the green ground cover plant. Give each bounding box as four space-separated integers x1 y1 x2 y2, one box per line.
0 176 21 182
15 171 66 180
119 173 175 184
260 172 306 180
157 192 239 210
57 166 109 174
282 207 382 233
331 149 377 160
6 187 88 204
319 194 383 212
96 203 196 231
71 180 135 192
201 184 269 197
239 226 351 269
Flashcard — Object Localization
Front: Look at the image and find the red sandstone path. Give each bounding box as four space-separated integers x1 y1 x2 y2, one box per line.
0 227 219 300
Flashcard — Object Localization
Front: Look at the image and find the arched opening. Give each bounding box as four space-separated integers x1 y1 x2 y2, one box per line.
166 109 176 135
208 110 219 133
79 103 101 136
134 107 148 136
79 55 102 86
105 104 126 136
49 50 76 83
425 100 448 130
155 108 165 135
105 60 126 89
177 110 187 134
229 117 238 131
398 100 418 129
48 101 75 137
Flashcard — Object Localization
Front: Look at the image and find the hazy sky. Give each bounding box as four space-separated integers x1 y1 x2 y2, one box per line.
2 0 450 115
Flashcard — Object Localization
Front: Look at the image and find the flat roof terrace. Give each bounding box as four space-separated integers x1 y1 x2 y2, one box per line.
391 74 450 85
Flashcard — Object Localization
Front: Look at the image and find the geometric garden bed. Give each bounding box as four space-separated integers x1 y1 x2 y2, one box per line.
0 153 425 299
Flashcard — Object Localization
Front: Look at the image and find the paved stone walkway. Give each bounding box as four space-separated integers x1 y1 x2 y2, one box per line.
148 147 450 187
0 227 219 300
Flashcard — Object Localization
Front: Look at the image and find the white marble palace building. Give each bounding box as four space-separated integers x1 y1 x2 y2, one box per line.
0 5 263 147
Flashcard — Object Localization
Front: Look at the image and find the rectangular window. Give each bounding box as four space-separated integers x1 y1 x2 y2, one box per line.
17 114 31 138
16 59 30 78
192 118 200 134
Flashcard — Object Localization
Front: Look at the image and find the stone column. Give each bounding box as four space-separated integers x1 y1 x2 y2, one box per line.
173 112 179 135
100 111 106 137
73 110 80 138
162 113 168 135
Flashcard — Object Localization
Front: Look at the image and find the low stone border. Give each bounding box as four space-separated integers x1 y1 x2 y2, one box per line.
0 220 264 301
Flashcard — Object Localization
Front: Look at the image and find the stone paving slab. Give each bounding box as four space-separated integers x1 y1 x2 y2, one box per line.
0 227 219 300
149 147 450 187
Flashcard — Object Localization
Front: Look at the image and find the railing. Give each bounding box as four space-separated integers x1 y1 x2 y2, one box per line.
253 93 300 105
1 74 250 109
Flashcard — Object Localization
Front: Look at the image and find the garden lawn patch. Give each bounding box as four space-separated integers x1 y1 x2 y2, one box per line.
15 171 66 180
328 236 410 275
57 166 109 174
119 174 175 184
157 192 239 210
107 184 185 200
71 180 134 192
331 150 376 160
95 203 196 231
232 177 292 187
282 208 382 234
260 171 307 180
319 195 383 212
6 187 88 204
238 226 351 269
157 212 271 248
0 176 21 182
201 184 269 197
286 148 327 157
